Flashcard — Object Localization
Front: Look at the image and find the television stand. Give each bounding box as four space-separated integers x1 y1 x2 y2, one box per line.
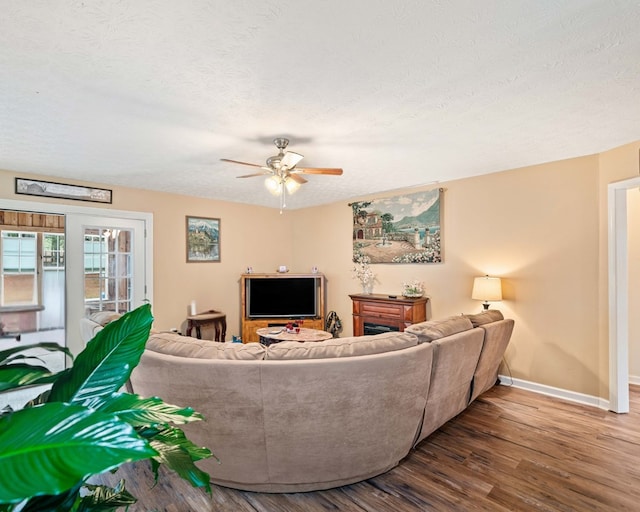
240 273 326 343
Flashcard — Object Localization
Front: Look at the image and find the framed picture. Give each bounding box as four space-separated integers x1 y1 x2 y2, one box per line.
15 178 112 204
186 216 220 262
351 188 443 264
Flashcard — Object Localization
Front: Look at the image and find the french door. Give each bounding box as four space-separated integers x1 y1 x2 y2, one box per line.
65 214 149 355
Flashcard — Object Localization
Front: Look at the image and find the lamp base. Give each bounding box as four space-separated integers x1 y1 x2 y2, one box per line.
482 302 490 310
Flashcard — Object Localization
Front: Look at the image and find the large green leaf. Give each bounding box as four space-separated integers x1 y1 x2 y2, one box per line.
0 363 63 392
149 431 212 493
0 402 157 504
149 425 213 463
20 482 83 512
145 424 213 492
98 393 203 426
0 343 72 366
48 305 153 407
77 480 137 512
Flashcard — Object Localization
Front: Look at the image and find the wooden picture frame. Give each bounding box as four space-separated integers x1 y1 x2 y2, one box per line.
15 178 112 204
186 216 220 262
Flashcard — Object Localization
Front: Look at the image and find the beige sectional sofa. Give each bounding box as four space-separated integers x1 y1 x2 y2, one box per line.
129 310 514 493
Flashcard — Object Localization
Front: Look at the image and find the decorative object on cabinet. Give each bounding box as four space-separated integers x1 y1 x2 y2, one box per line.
471 275 502 310
352 252 375 294
402 279 424 298
350 188 442 264
186 216 220 262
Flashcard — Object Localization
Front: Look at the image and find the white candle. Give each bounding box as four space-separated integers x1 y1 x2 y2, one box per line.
190 300 197 316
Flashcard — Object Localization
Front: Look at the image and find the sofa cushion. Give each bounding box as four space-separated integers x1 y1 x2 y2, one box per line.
146 332 266 360
464 310 504 327
265 331 418 360
404 315 473 343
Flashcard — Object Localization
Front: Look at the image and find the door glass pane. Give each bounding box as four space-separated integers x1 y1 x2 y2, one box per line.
1 231 37 305
41 233 65 330
0 213 65 413
83 227 133 315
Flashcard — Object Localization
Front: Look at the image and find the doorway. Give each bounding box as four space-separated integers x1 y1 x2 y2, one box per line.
0 210 66 406
607 175 640 413
65 214 149 355
0 198 153 358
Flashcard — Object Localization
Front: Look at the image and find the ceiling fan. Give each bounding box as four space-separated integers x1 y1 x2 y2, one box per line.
221 138 343 212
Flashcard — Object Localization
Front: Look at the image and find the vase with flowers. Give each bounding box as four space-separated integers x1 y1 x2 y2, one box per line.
402 279 424 298
353 253 375 294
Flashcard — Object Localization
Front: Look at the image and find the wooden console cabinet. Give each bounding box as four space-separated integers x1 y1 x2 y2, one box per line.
349 293 428 336
241 273 326 343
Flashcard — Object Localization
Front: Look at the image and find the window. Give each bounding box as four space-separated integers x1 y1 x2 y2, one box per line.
84 228 133 314
1 231 37 306
43 233 65 269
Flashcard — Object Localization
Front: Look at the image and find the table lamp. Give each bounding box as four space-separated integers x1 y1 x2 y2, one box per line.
472 275 502 310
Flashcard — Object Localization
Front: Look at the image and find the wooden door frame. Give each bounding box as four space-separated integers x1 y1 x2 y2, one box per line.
0 198 153 356
608 176 640 413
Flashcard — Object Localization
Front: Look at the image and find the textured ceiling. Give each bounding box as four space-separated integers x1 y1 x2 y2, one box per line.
1 1 639 210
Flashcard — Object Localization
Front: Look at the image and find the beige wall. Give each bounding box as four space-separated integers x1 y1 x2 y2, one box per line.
1 138 639 399
0 169 292 339
292 155 603 396
596 141 640 397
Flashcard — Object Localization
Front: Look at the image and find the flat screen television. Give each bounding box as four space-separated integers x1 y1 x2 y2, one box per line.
246 276 319 318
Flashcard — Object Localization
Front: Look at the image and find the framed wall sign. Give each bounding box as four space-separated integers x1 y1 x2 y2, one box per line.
15 178 112 204
186 216 220 262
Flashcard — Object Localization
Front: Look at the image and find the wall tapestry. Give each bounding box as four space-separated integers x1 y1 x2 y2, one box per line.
351 188 442 264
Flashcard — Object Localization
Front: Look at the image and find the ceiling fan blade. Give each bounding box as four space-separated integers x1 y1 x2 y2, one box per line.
295 167 344 176
236 172 269 178
288 173 308 185
220 158 264 168
280 151 304 170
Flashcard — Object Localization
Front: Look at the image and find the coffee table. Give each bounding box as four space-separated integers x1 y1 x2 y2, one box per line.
256 327 333 347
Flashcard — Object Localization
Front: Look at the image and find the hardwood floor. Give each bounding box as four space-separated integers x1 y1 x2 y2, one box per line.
92 384 640 511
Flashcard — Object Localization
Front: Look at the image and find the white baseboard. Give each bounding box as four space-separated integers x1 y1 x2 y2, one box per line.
498 375 610 411
629 375 640 386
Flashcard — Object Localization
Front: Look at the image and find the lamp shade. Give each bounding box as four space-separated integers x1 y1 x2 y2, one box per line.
471 275 502 302
264 175 282 196
284 177 301 194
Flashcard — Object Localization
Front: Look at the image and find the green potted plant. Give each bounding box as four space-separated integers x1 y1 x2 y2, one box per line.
0 304 213 511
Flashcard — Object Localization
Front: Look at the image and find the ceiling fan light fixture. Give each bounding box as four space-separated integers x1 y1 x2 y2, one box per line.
264 175 282 195
284 176 301 194
266 155 282 169
222 137 344 211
